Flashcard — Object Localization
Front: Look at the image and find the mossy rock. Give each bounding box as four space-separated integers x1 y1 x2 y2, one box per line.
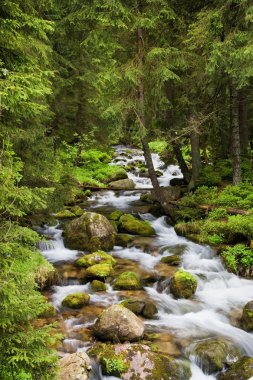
119 214 155 236
190 338 242 374
109 179 135 189
55 209 75 219
39 304 57 318
120 299 158 319
105 170 128 183
142 301 158 319
113 271 141 290
110 220 119 232
85 263 113 279
174 222 201 237
161 255 180 266
64 212 116 252
218 357 253 380
69 206 84 216
89 343 191 380
140 193 153 203
115 234 134 247
170 270 197 299
62 292 90 309
91 280 107 292
109 210 123 221
76 251 116 268
241 300 253 331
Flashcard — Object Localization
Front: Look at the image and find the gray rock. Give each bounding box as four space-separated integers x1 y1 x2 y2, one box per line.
59 352 91 380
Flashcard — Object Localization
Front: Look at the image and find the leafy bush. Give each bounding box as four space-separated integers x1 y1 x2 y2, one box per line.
198 165 221 187
149 140 167 154
226 215 253 239
216 183 253 210
179 186 218 208
207 208 228 220
222 244 253 274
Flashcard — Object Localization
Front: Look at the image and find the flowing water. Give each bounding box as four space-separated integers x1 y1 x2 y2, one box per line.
39 146 253 380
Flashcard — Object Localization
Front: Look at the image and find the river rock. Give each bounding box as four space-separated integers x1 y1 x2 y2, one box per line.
170 270 197 299
76 250 116 268
218 356 253 380
115 233 134 247
94 305 144 342
109 179 135 189
241 300 253 331
62 292 90 309
84 263 113 279
190 338 242 374
64 212 116 252
120 299 158 319
161 255 181 265
109 210 123 221
59 352 91 380
55 209 76 218
91 280 107 292
89 343 191 379
113 271 142 290
119 214 155 236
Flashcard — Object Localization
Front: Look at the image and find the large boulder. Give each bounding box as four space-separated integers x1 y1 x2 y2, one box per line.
59 352 91 380
119 214 155 236
76 250 116 268
94 305 144 342
241 300 253 331
89 343 191 380
170 270 197 299
113 271 142 290
190 338 242 374
64 212 116 252
62 292 90 309
109 179 135 189
218 357 253 380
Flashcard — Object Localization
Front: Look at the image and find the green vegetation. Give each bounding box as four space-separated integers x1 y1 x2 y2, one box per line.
221 245 253 275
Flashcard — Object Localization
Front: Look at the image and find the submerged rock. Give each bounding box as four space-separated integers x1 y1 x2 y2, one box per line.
94 305 144 342
241 300 253 331
170 270 197 299
113 271 142 290
64 212 116 252
59 352 91 380
161 255 181 266
190 338 242 374
75 250 116 268
62 292 90 309
218 356 253 380
119 214 155 236
89 343 191 380
109 178 135 189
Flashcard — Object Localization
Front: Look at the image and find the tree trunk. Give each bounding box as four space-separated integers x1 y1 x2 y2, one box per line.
231 83 241 185
171 138 190 183
137 0 161 199
188 131 201 189
238 89 249 157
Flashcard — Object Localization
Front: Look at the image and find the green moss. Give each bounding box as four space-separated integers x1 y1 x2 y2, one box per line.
76 251 116 268
115 234 134 247
62 292 90 309
218 356 253 380
161 255 180 266
241 301 253 331
120 299 144 315
170 270 197 299
69 205 84 216
119 214 155 236
54 209 75 218
113 271 142 290
109 210 123 221
91 280 107 292
140 193 153 203
85 263 113 279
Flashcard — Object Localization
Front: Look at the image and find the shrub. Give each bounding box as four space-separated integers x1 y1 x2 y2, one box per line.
207 208 228 220
222 244 253 274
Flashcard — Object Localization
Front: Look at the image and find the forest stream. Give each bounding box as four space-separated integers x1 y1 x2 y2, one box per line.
38 147 253 380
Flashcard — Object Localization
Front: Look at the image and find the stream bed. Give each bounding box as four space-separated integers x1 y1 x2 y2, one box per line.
39 147 253 380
